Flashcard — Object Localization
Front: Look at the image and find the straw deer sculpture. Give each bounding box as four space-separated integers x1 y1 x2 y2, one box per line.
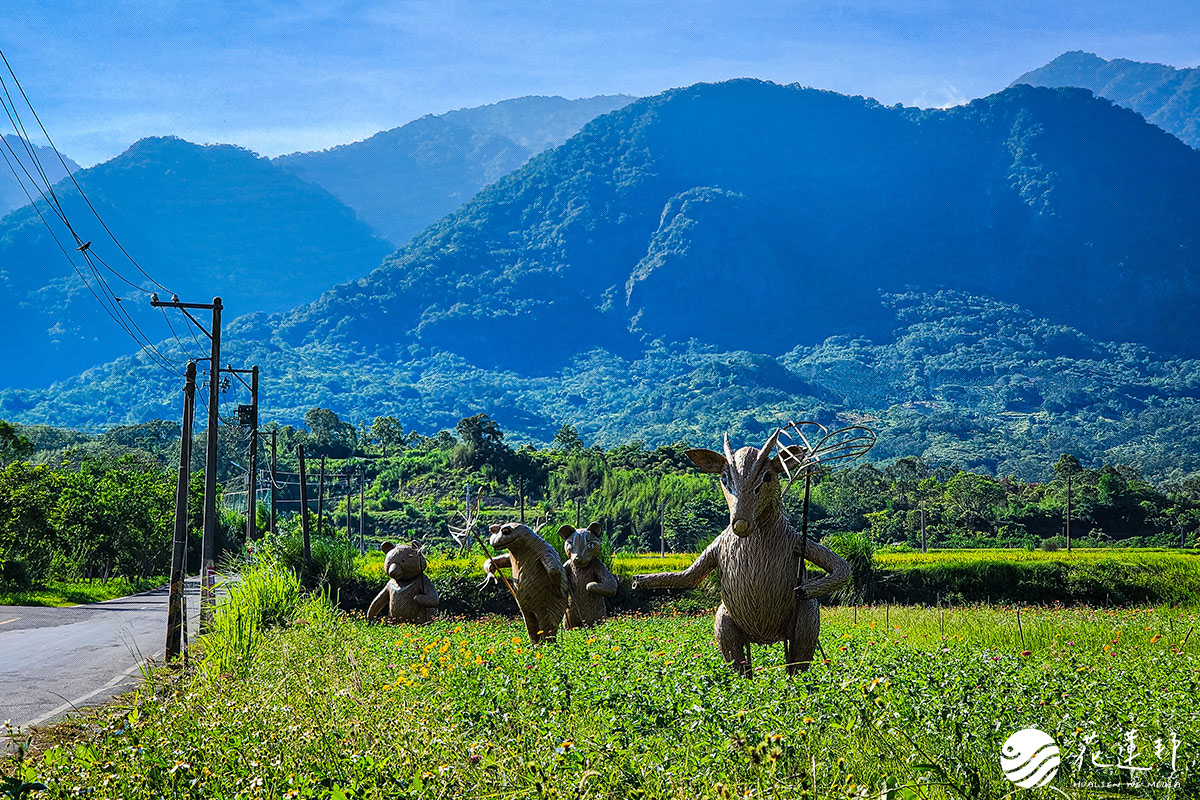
634 423 875 676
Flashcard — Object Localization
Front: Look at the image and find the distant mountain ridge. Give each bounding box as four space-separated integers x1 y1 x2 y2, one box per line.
1013 51 1200 148
275 94 633 244
0 136 390 386
6 79 1200 481
0 134 79 217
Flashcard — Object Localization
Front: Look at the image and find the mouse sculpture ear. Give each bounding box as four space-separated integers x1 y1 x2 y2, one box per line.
586 521 602 537
557 524 575 539
379 541 395 554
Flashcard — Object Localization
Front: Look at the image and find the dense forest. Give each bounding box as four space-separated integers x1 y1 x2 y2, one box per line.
5 406 1199 593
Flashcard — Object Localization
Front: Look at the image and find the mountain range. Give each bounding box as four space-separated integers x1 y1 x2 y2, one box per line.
0 134 79 216
0 96 630 388
6 78 1200 481
274 95 633 245
1014 51 1200 149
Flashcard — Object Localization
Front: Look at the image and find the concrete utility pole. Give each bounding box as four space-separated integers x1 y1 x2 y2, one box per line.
662 501 672 556
359 469 366 553
151 295 221 631
224 364 259 542
269 429 278 536
298 445 311 568
317 456 326 535
1066 475 1073 553
921 507 927 553
165 360 196 661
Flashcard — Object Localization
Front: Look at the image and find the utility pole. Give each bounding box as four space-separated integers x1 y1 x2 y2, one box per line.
226 365 259 542
518 476 526 524
165 360 196 662
1066 474 1073 553
298 445 311 569
575 496 582 527
269 429 278 535
345 472 352 538
317 455 326 535
920 507 927 553
659 501 666 557
151 295 221 630
359 469 366 552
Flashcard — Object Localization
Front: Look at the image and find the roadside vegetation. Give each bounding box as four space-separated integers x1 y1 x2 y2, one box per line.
9 561 1198 799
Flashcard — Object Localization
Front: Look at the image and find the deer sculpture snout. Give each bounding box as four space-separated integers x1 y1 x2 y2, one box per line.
731 518 750 536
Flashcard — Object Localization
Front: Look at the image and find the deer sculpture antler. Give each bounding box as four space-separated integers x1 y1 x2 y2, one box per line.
767 420 877 593
448 485 483 553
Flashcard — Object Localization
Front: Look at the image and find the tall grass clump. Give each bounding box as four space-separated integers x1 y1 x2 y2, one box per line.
201 562 303 677
261 522 358 592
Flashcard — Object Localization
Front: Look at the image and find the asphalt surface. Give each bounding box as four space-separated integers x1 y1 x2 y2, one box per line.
0 577 202 730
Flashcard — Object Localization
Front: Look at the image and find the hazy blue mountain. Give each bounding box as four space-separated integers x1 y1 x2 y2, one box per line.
0 136 390 387
274 95 633 244
1013 51 1200 148
440 94 637 151
6 80 1200 480
0 134 79 217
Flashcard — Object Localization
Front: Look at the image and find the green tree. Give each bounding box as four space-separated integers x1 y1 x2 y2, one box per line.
0 420 34 467
371 415 405 457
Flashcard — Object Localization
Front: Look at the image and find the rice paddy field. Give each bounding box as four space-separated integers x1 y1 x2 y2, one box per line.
9 561 1200 800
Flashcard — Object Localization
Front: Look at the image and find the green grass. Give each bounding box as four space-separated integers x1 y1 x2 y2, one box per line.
0 576 166 607
14 599 1200 799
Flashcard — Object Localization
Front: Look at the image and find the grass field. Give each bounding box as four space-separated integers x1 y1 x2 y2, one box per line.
0 576 166 607
9 565 1199 799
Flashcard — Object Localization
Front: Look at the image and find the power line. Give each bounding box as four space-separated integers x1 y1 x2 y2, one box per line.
0 47 171 294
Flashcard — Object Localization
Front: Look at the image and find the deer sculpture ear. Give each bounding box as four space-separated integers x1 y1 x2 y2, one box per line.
489 523 502 534
380 541 395 554
686 448 727 474
771 445 808 475
586 521 602 537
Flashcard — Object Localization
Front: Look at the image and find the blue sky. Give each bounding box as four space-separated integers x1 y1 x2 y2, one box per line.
4 1 1200 166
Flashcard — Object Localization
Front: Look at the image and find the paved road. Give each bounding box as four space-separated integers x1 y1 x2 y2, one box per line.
0 578 202 730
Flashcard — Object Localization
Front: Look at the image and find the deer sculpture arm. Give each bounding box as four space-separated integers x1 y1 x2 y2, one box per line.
633 536 721 590
793 537 852 599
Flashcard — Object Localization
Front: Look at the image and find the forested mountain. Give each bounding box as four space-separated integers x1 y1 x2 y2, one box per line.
1013 51 1200 149
5 80 1200 481
0 134 79 216
0 136 391 387
275 95 633 244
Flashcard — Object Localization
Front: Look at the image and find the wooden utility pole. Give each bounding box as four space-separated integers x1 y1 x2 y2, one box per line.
165 360 196 662
921 507 927 553
298 445 311 568
317 456 326 535
269 429 277 535
151 295 221 630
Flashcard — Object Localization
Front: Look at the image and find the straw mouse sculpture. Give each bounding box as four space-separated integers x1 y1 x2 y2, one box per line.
561 522 618 628
367 541 439 624
634 423 875 676
483 522 569 644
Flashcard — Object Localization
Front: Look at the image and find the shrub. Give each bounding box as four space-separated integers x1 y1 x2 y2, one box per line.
820 531 876 602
